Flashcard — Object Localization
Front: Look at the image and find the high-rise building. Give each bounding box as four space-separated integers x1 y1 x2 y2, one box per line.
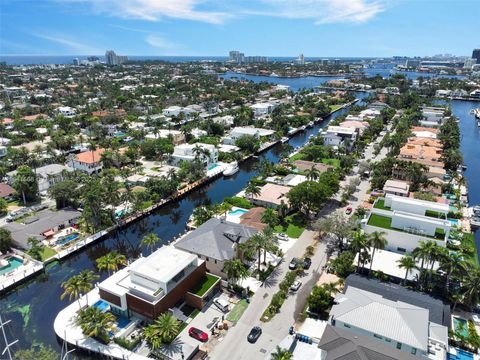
296 54 305 65
72 58 80 66
464 58 477 69
228 50 244 63
472 49 480 64
105 50 128 66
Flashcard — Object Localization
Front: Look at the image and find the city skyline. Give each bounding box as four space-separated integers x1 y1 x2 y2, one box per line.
1 0 480 57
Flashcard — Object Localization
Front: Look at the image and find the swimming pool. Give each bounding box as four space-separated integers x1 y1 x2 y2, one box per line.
0 257 23 276
449 218 459 226
116 316 130 329
453 317 469 337
228 209 249 217
56 232 79 246
208 163 220 171
93 299 110 312
447 348 474 360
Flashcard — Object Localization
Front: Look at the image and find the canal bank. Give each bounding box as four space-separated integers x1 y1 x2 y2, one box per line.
0 89 369 358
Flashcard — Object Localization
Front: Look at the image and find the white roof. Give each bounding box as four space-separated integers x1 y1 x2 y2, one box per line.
325 126 356 135
388 194 449 213
231 126 275 137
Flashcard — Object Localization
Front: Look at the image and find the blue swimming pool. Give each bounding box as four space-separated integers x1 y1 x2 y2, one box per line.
93 299 110 312
449 218 459 226
116 316 130 329
0 257 23 276
447 348 474 360
208 163 220 171
56 232 79 246
453 317 469 337
228 209 248 217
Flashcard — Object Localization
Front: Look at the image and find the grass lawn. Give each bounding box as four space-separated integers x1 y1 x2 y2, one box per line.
274 213 306 238
425 210 446 219
373 198 391 211
462 233 479 266
367 214 392 229
321 158 340 168
226 299 249 323
189 274 219 296
329 104 343 112
289 152 307 162
40 246 57 261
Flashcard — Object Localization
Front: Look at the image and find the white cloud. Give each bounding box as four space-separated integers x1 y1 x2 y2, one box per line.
61 0 229 24
253 0 385 24
145 34 174 49
32 33 102 53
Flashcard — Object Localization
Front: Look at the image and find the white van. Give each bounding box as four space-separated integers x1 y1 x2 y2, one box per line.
213 297 230 312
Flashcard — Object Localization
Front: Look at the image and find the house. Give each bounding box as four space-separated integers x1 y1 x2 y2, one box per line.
0 146 7 158
250 183 290 209
145 129 185 145
212 115 235 128
239 207 268 231
8 164 72 194
411 127 439 139
398 143 444 168
174 218 258 279
293 160 333 173
56 106 76 117
223 126 275 146
98 246 220 320
368 101 391 110
363 194 451 253
320 126 357 149
250 102 276 118
328 286 448 360
171 143 218 167
0 183 15 200
383 179 410 197
162 105 183 117
339 120 369 135
420 107 446 127
68 148 105 174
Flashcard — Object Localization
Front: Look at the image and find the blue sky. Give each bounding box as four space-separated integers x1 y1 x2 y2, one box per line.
1 0 479 57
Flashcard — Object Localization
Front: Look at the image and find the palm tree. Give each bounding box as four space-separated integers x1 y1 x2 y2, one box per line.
367 231 387 276
96 251 127 275
60 275 84 308
261 228 279 264
78 270 99 306
261 208 279 229
349 231 369 273
305 165 320 181
397 255 416 284
241 233 265 273
270 346 293 360
75 306 115 343
460 266 480 309
245 181 261 201
141 233 161 253
223 259 249 286
438 251 466 294
143 313 180 349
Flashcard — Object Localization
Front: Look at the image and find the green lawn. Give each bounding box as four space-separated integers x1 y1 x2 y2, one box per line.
189 274 219 296
40 246 57 261
321 158 340 168
425 210 447 219
367 214 392 229
274 213 306 238
329 104 343 112
373 199 391 211
226 299 249 323
289 152 307 162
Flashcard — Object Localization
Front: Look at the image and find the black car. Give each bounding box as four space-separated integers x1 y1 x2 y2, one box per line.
247 326 262 343
289 258 299 270
303 257 312 269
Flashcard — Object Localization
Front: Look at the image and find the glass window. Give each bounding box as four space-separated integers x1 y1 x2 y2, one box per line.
411 348 417 355
396 342 402 350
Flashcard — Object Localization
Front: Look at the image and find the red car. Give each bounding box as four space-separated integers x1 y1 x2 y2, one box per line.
345 206 353 215
188 327 209 342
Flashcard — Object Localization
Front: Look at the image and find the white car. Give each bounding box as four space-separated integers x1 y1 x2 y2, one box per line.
213 298 230 313
290 280 302 292
277 233 288 241
472 314 480 325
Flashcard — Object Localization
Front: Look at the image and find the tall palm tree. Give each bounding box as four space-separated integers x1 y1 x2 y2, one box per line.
223 259 249 286
367 231 387 276
305 165 320 181
397 255 416 284
60 275 84 308
143 313 180 348
460 266 480 309
96 251 127 275
241 233 265 273
413 240 438 289
438 252 466 295
349 231 369 273
75 306 115 342
270 346 293 360
78 270 99 306
141 233 161 253
245 181 261 202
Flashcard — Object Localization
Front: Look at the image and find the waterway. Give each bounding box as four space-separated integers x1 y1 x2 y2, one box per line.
0 87 368 357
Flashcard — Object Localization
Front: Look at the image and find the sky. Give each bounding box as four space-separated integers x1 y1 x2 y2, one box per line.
0 0 479 57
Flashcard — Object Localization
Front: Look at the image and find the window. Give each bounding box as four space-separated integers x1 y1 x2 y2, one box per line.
373 334 382 339
411 348 417 355
397 247 406 253
396 342 402 350
385 338 391 343
343 323 351 328
171 269 185 283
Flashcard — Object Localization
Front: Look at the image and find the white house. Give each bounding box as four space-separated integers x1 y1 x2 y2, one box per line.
7 164 73 194
171 143 218 167
56 106 76 117
223 126 275 145
250 102 276 118
162 106 183 117
420 107 446 127
363 194 451 253
320 126 357 149
212 115 235 128
145 129 185 145
68 148 105 174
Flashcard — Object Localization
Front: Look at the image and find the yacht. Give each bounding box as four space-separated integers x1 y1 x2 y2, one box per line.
281 137 289 143
223 161 239 176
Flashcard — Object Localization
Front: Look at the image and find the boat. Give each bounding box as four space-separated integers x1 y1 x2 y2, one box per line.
301 125 306 130
281 137 289 143
473 109 480 119
223 162 239 176
307 121 314 128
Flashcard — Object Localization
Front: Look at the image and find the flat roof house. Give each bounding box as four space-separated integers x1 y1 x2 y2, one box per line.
174 218 258 278
98 246 220 320
320 126 357 150
328 286 448 360
250 102 276 118
383 179 410 197
145 129 185 145
68 148 105 174
223 126 275 146
171 143 218 167
420 107 446 128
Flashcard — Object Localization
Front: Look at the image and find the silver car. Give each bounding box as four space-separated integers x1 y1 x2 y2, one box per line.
290 280 302 292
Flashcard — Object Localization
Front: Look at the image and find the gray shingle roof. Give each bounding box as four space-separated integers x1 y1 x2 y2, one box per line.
345 275 450 326
174 218 258 262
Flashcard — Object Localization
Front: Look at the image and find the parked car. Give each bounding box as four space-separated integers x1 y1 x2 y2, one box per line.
289 258 299 270
345 206 353 215
290 280 302 292
213 297 230 312
277 233 288 241
303 257 312 269
189 327 208 342
247 326 262 343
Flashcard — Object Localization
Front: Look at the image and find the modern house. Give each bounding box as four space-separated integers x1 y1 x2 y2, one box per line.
383 179 410 197
174 218 258 279
420 107 446 127
223 126 275 146
249 183 290 209
363 194 451 253
145 129 186 145
328 286 448 360
250 102 276 118
171 143 218 167
98 246 220 320
56 106 76 117
411 127 439 139
68 148 105 174
320 126 357 149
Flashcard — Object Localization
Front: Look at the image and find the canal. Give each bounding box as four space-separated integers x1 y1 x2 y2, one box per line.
0 80 368 357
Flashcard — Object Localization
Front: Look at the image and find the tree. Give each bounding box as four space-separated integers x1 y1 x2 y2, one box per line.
223 259 249 286
76 306 115 344
27 236 44 261
192 206 214 227
143 312 180 348
96 251 127 275
307 285 332 314
261 208 279 228
141 233 161 253
461 266 480 308
235 134 259 153
412 240 437 286
270 346 293 360
304 165 320 181
367 231 387 276
329 251 355 278
0 228 13 253
438 251 466 294
0 198 8 215
60 275 84 307
13 165 38 205
245 181 261 201
315 214 354 254
349 231 369 273
48 179 79 209
14 344 58 360
397 255 416 284
78 269 99 306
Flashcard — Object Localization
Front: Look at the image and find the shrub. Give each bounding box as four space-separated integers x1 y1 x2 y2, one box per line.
224 196 253 209
114 336 141 351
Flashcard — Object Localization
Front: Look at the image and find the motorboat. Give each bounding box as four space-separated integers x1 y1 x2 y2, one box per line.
223 161 239 176
281 137 289 143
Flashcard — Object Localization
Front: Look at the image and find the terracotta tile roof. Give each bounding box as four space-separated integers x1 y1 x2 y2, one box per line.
411 126 439 134
293 160 333 173
239 207 268 231
0 183 15 198
75 148 105 164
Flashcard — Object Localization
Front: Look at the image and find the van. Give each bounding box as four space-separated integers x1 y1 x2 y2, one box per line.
213 297 230 312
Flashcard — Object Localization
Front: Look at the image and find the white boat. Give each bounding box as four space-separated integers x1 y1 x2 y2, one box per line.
307 121 314 128
281 137 289 143
223 162 239 176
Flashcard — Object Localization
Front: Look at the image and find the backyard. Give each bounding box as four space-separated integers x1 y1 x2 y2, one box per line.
274 213 306 238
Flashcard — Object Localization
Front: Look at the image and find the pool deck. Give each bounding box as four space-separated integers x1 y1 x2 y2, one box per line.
0 250 44 293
